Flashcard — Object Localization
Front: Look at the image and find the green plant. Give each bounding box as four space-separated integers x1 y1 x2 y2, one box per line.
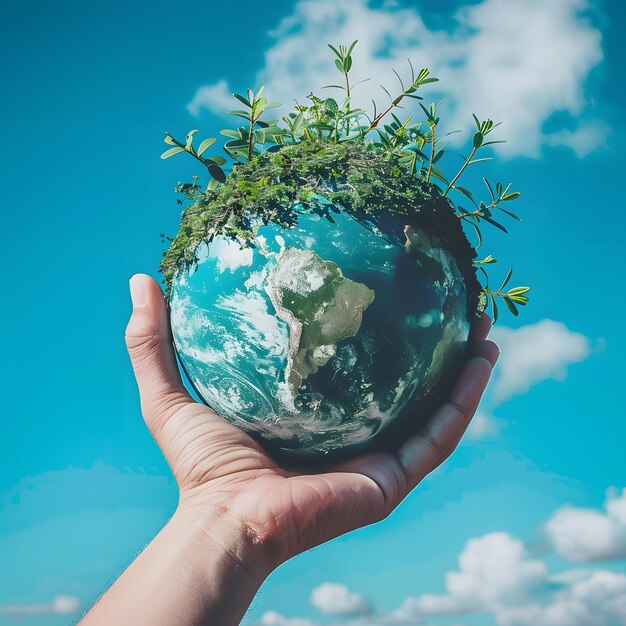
161 41 530 320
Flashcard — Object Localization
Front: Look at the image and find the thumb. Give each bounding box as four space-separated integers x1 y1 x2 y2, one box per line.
125 274 193 438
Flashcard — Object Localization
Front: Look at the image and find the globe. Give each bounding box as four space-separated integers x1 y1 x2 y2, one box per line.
169 200 477 462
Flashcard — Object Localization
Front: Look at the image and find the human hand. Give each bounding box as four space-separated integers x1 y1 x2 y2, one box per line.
125 273 498 573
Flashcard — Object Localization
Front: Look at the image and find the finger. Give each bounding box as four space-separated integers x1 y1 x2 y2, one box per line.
396 339 498 489
469 313 492 344
430 338 500 469
125 274 193 436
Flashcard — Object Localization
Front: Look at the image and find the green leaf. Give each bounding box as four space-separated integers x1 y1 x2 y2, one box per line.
483 177 495 202
207 155 227 165
503 297 519 316
335 59 344 72
347 40 358 56
197 137 217 157
164 133 177 146
430 166 449 185
507 286 530 296
207 163 227 183
495 205 522 221
509 295 529 305
323 98 339 113
455 186 474 201
490 293 499 324
481 215 508 233
160 146 185 159
502 191 521 201
499 268 513 292
472 131 484 148
224 140 248 153
185 129 199 150
469 222 483 249
220 129 241 139
328 43 341 58
233 93 251 107
228 109 252 120
207 176 221 191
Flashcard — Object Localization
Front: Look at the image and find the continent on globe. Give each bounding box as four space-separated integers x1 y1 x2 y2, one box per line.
265 246 375 396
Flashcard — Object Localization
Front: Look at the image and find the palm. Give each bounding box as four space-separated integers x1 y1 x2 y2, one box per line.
126 275 497 565
154 399 401 562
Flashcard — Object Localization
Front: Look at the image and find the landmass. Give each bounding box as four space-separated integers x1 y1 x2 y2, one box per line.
265 247 375 395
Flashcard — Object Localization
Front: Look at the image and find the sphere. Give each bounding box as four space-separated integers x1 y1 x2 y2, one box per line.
169 201 476 462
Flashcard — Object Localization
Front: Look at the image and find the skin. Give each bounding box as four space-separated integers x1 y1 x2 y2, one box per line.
80 273 499 626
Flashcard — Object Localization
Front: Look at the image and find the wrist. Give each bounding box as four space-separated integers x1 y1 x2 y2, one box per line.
171 499 275 591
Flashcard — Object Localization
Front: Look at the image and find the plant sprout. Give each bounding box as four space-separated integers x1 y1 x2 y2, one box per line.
161 41 530 320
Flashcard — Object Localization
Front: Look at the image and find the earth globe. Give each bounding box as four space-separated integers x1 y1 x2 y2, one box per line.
159 44 528 462
163 141 484 462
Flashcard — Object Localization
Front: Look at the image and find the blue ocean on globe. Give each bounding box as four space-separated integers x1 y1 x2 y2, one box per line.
169 205 470 460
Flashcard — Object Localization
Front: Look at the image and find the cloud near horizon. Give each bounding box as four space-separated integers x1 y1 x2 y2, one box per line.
187 0 605 158
310 582 372 616
544 488 626 562
257 489 626 626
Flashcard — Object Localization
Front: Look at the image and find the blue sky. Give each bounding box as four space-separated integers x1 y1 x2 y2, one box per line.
0 0 625 624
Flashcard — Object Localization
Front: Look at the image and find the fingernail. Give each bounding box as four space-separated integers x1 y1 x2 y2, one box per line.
129 275 147 308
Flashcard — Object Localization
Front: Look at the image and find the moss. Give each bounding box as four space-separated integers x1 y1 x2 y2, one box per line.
160 139 483 320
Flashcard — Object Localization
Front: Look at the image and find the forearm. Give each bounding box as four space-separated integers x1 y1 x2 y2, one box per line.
80 507 270 626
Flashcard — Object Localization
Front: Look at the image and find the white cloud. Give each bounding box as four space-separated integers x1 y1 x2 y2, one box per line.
546 120 610 158
0 595 80 616
466 409 504 439
255 611 410 626
545 489 626 562
311 582 371 616
187 78 233 117
407 532 547 615
205 237 253 272
489 320 592 403
258 611 318 626
496 570 626 626
188 0 604 158
260 491 626 626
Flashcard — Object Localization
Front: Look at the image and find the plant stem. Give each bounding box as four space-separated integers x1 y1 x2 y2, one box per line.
364 92 405 134
442 147 476 197
247 111 255 162
484 288 507 298
457 200 496 219
426 124 436 182
169 135 209 169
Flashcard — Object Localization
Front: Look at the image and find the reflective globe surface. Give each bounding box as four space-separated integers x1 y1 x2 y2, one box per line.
170 205 471 460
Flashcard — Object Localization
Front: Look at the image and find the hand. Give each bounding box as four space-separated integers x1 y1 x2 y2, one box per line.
81 273 497 626
124 274 498 569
